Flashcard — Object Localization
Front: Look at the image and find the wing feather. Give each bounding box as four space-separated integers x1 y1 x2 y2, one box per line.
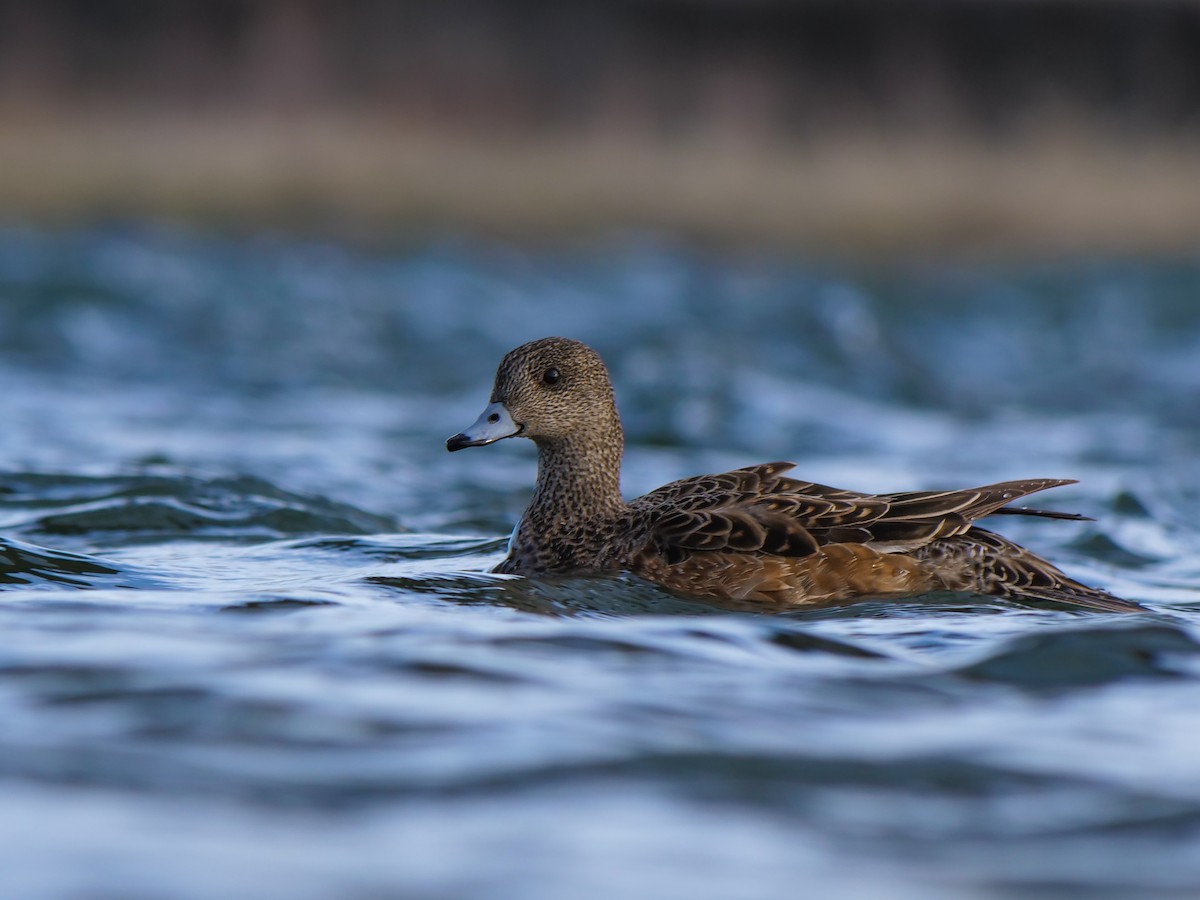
632 466 1083 560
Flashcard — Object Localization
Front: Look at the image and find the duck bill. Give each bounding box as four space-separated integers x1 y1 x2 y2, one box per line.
446 402 522 451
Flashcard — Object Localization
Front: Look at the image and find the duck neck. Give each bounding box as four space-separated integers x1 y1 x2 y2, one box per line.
526 424 626 530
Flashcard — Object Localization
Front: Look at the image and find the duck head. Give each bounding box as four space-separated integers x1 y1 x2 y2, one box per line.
446 337 618 451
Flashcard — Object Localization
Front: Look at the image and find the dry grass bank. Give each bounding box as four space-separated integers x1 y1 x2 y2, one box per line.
2 110 1199 257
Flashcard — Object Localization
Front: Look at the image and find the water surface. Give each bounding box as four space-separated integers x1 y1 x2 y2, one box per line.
1 228 1199 899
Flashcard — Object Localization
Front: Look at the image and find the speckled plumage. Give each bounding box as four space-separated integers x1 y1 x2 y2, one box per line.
447 337 1143 613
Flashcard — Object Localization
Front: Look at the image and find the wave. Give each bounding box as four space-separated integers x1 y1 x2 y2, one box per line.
0 536 143 590
952 623 1199 690
1 471 400 541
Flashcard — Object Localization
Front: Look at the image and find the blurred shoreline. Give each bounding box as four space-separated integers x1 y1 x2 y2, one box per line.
4 1 1200 257
3 109 1199 257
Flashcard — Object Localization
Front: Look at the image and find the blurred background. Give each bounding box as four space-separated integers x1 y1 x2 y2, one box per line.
2 0 1199 254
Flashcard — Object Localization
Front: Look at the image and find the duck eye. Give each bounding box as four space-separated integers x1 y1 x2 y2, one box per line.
542 367 561 386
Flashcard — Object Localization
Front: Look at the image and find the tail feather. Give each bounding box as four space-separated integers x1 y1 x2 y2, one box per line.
1006 583 1147 614
916 527 1147 613
990 506 1094 522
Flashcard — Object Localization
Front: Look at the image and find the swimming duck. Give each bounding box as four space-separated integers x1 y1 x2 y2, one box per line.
447 337 1141 612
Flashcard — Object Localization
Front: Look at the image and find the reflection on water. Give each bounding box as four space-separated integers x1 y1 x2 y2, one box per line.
0 227 1199 899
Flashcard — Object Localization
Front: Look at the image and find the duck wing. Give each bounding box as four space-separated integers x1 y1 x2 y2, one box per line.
631 461 1081 558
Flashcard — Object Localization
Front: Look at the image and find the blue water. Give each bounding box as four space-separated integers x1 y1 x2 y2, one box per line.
1 227 1200 899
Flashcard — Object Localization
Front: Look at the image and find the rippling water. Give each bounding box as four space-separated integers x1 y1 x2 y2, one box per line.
2 227 1200 899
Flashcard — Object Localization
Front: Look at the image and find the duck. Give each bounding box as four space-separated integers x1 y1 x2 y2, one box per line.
447 337 1142 613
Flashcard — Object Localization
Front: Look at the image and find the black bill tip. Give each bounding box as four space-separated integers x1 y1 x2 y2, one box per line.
446 433 474 452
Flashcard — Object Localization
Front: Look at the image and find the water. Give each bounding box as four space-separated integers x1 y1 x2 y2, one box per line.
1 226 1200 899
